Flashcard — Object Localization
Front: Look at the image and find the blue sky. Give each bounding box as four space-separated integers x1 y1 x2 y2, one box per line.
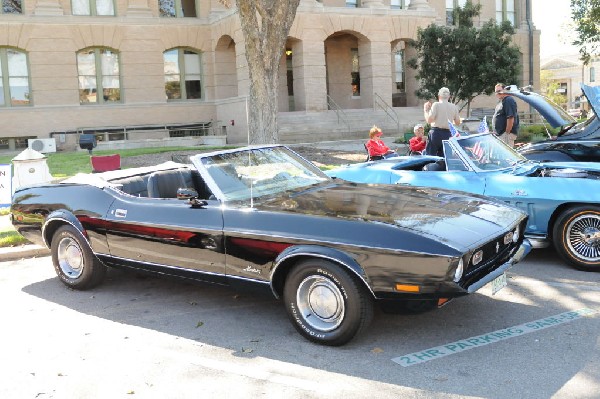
532 0 579 58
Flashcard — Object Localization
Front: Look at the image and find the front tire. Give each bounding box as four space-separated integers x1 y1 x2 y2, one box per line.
553 206 600 271
283 259 373 346
51 225 107 289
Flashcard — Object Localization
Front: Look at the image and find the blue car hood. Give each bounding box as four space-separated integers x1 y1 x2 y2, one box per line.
506 89 571 128
582 84 600 117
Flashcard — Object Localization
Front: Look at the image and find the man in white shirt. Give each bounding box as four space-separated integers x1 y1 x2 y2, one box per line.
423 87 461 157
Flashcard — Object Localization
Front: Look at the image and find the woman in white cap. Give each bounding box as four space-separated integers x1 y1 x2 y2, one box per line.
423 87 461 157
409 124 426 155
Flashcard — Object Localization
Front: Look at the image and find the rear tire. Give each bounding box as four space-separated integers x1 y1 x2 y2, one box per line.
283 259 373 346
552 206 600 271
51 225 107 289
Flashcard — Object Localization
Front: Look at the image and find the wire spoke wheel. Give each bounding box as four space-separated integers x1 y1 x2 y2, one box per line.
553 206 600 271
566 214 600 262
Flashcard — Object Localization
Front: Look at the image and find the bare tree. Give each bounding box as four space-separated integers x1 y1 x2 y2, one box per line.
220 1 300 144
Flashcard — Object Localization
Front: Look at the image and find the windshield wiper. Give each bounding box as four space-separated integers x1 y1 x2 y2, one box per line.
557 122 577 137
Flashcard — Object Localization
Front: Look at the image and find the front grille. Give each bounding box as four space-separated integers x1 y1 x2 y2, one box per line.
459 219 526 289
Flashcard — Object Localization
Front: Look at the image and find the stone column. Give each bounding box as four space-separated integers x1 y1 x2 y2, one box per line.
209 0 229 16
408 0 433 11
292 40 327 112
32 0 63 15
126 0 153 17
361 0 385 8
360 40 393 110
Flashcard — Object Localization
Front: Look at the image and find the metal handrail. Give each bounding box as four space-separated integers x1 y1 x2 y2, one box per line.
326 95 351 130
373 93 401 135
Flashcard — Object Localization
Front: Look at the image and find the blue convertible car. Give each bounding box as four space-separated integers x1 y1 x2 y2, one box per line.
327 133 600 271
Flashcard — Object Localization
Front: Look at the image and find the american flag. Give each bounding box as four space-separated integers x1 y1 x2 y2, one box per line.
477 116 490 133
471 141 484 160
448 120 460 137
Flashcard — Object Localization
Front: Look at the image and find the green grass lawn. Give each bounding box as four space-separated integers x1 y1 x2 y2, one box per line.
0 146 230 178
0 207 28 247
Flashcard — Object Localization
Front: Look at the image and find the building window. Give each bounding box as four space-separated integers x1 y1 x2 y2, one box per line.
346 0 358 8
496 0 516 26
591 67 596 83
394 50 405 92
0 48 31 107
72 0 115 15
446 0 467 25
77 48 121 104
159 0 197 17
2 0 22 13
351 48 360 97
391 0 410 9
164 48 202 100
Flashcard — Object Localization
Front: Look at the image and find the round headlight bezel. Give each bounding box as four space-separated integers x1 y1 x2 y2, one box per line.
453 258 464 282
472 249 484 266
512 225 520 243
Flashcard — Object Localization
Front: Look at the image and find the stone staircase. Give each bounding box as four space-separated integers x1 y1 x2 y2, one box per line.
277 107 424 144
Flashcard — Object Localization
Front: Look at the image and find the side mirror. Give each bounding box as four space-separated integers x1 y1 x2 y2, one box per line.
177 188 198 200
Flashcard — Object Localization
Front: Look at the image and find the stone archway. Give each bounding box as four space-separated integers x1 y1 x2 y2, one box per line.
214 35 238 100
324 31 375 110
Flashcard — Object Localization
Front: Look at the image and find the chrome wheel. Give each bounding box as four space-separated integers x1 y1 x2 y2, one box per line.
296 275 345 332
566 214 600 262
57 236 85 279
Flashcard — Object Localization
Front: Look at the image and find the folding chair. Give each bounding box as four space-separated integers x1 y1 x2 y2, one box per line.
90 154 121 173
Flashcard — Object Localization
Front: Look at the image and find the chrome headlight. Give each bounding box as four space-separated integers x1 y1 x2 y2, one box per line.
512 225 520 243
453 259 464 282
472 250 483 266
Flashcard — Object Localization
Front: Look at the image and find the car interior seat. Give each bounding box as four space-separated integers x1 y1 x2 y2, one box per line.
147 169 190 198
423 160 446 171
364 143 371 162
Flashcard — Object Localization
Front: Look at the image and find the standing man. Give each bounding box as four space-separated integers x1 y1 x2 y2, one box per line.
423 87 461 157
492 83 519 147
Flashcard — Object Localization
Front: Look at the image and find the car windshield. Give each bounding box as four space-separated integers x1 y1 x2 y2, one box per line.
455 134 528 171
194 146 330 202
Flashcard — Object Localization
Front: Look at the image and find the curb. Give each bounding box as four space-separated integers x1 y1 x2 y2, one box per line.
0 245 50 262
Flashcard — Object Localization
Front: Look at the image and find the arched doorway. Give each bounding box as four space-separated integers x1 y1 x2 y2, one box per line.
324 31 371 110
214 35 238 100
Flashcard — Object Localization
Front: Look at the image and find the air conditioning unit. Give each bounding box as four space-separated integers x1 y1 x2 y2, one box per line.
28 138 57 153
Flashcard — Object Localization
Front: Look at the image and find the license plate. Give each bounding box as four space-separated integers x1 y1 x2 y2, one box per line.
491 273 507 295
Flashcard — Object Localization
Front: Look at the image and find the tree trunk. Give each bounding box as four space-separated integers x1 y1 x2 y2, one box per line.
236 0 300 144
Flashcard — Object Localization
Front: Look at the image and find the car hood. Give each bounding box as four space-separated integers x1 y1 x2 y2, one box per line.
582 83 600 117
506 89 573 128
256 182 525 250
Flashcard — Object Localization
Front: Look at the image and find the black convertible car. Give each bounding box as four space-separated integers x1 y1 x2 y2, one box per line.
11 145 530 346
517 84 600 162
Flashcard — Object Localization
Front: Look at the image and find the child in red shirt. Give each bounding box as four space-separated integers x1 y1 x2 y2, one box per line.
365 125 396 160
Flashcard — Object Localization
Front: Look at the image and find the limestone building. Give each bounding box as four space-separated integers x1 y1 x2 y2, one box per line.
0 0 539 151
541 54 599 112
